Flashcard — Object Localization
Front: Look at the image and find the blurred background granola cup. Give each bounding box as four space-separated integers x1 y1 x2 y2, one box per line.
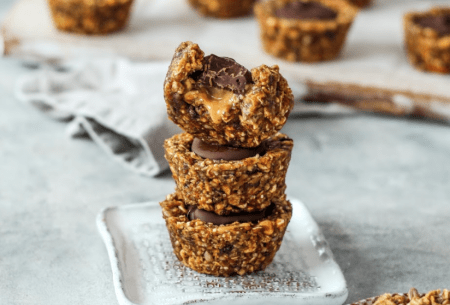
404 7 450 74
347 0 372 9
47 0 134 35
187 0 256 18
159 192 292 277
254 0 359 62
164 132 293 215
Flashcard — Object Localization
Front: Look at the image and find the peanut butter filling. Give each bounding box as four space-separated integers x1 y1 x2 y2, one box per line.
184 85 252 124
197 86 238 124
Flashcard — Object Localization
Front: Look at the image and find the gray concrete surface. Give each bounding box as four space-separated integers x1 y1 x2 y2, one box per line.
1 1 450 304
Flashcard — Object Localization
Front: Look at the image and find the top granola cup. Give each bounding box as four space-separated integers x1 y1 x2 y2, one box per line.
187 0 256 18
254 0 358 62
404 7 450 74
47 0 134 34
350 288 450 305
163 41 294 148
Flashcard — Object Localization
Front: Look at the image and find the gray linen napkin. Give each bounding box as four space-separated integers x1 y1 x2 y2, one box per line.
14 56 355 177
15 57 180 176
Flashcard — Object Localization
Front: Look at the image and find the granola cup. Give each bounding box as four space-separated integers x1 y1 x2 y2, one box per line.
165 132 293 215
254 0 358 62
404 7 450 74
160 192 292 277
164 41 294 148
350 288 450 305
188 0 256 18
47 0 133 35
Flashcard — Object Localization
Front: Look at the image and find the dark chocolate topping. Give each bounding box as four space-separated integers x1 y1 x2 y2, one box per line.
187 204 272 225
191 138 265 160
275 1 337 20
193 54 253 94
416 15 450 36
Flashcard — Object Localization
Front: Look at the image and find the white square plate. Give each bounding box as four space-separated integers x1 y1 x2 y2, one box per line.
97 198 348 305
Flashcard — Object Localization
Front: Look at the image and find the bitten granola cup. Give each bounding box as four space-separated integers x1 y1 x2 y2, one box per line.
163 41 294 148
165 132 293 215
187 0 256 18
404 7 450 73
47 0 133 34
160 192 292 277
254 0 358 62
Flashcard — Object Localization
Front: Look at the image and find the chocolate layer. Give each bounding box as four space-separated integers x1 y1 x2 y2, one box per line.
192 54 253 94
187 204 272 225
275 1 337 20
191 138 265 160
416 15 450 36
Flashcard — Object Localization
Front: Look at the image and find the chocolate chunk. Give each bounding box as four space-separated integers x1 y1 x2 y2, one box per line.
187 204 272 225
191 138 265 160
275 1 337 20
261 138 287 151
325 30 336 40
416 15 450 36
220 244 234 254
194 54 253 94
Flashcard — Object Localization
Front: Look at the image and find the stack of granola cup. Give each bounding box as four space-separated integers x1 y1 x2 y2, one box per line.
160 41 295 277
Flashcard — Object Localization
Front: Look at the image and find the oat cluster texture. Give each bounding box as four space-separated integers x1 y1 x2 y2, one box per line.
47 0 133 34
404 7 450 74
160 41 295 277
351 288 450 305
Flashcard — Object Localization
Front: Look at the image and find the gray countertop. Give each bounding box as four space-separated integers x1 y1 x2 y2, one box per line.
1 1 450 304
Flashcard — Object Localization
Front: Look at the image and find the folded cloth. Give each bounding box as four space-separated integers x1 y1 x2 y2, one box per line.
15 57 180 176
15 56 355 177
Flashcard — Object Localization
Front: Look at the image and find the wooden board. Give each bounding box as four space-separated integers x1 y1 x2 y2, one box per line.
2 0 450 121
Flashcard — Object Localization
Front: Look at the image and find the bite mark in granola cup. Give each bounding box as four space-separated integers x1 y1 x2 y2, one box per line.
160 192 292 277
404 7 450 74
47 0 134 35
165 132 293 215
254 0 358 62
187 0 256 18
163 41 294 148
